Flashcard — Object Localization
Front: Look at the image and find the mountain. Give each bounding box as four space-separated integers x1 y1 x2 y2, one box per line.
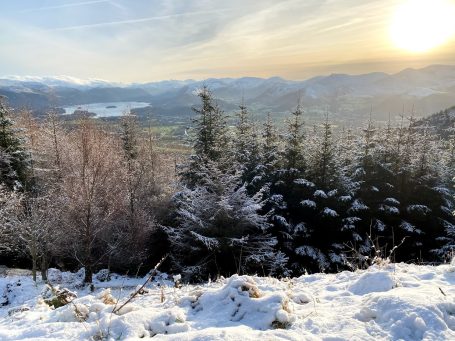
0 75 123 89
1 64 455 125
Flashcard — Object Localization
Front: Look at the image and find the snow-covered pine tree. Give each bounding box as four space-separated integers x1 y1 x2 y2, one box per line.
166 160 285 281
403 125 454 262
346 115 399 263
233 104 261 188
0 184 22 255
252 113 281 194
265 104 312 274
298 114 359 271
181 86 230 188
266 105 345 274
282 104 305 177
306 113 341 189
262 113 280 174
193 87 227 162
0 98 30 190
167 87 285 281
439 124 455 185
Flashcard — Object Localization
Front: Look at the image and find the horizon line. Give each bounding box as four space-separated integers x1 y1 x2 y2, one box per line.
1 63 454 85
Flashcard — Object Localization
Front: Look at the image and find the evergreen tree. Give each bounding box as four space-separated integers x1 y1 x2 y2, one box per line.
345 116 398 263
121 112 139 161
167 161 285 281
234 104 261 187
254 113 280 190
192 86 227 162
181 86 229 187
403 126 452 261
0 98 30 190
167 87 285 280
307 113 341 189
282 104 305 176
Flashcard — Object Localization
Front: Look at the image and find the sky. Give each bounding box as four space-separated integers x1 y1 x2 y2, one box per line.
1 0 455 82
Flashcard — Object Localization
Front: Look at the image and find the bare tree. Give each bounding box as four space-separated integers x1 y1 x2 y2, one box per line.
16 196 55 281
58 117 123 283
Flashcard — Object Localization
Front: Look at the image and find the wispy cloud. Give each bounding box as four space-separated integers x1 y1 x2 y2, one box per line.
2 0 454 82
50 8 235 31
19 0 109 13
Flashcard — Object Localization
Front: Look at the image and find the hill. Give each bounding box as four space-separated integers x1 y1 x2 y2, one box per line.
2 64 455 126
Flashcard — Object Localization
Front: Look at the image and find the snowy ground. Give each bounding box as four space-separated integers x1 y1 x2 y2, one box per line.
1 262 455 340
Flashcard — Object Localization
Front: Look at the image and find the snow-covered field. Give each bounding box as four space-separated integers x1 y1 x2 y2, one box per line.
1 262 455 340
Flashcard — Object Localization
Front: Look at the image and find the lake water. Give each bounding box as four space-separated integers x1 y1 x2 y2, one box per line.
63 101 151 117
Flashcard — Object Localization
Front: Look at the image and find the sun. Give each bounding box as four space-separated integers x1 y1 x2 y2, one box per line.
390 0 455 52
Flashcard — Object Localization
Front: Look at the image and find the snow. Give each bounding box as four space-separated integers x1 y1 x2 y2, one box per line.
293 179 315 188
1 263 455 340
342 217 361 230
348 271 395 295
339 195 352 202
400 220 417 233
407 205 432 215
348 199 369 213
0 75 123 88
384 198 400 205
322 207 338 217
313 190 328 199
300 199 317 208
379 204 400 215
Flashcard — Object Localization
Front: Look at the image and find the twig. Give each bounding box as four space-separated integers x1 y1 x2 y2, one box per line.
112 254 168 314
107 274 128 338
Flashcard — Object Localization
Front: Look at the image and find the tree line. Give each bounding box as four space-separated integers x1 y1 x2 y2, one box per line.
1 88 455 283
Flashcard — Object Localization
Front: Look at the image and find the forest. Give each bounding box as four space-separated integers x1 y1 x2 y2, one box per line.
1 87 454 284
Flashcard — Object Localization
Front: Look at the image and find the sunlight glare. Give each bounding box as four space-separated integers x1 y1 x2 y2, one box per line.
390 0 455 52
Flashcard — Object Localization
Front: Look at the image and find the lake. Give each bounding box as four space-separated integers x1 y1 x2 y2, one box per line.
63 101 151 117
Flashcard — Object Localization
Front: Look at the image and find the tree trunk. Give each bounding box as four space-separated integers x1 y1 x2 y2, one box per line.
32 254 37 282
84 234 93 283
41 256 48 281
84 264 93 283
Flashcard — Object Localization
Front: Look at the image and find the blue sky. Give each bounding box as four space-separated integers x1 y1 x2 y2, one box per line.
1 0 454 82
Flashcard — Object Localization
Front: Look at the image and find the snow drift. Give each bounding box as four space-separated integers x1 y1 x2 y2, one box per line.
1 262 455 340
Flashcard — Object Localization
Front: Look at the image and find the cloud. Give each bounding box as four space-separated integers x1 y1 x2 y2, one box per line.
1 0 454 82
50 8 235 31
18 0 110 13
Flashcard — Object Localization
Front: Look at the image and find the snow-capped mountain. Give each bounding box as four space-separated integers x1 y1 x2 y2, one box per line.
0 75 124 89
1 64 455 123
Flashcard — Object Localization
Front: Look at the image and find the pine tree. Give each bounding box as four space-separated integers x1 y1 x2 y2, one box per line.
282 104 305 175
234 104 261 186
403 125 452 261
192 86 227 162
121 112 139 161
181 86 229 187
0 98 30 190
255 113 280 189
307 113 340 189
346 116 396 263
166 161 283 281
120 112 141 240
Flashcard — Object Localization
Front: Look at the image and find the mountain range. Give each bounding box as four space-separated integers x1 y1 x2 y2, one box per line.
2 64 455 126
